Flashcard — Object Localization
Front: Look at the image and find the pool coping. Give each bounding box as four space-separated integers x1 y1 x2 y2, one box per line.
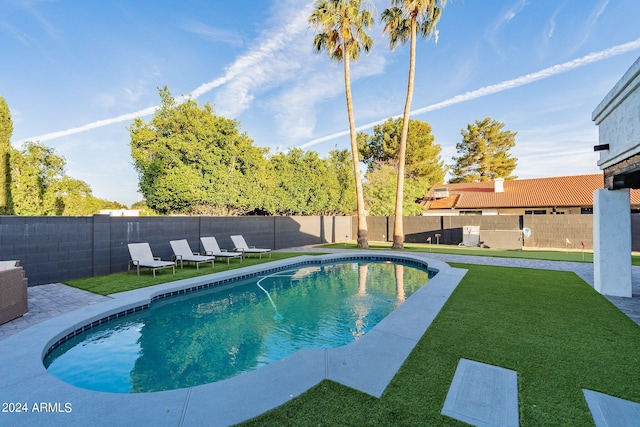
0 252 466 427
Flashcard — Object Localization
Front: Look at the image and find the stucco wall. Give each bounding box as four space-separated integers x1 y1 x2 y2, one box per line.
593 56 640 170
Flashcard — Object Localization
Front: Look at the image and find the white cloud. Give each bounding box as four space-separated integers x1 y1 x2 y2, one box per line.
181 19 243 47
211 4 313 117
270 71 339 140
486 0 529 54
0 21 34 47
514 146 600 178
94 73 159 110
272 51 388 141
299 37 640 149
20 0 60 41
536 4 564 61
569 0 609 53
17 1 315 143
517 120 597 142
17 106 159 143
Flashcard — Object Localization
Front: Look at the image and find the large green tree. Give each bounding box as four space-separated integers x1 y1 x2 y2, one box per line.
129 87 270 215
10 141 114 215
308 0 374 248
358 117 446 182
268 148 356 216
382 0 446 249
270 149 339 215
364 163 430 216
11 142 66 215
450 117 518 183
326 149 356 214
359 118 445 217
0 96 13 214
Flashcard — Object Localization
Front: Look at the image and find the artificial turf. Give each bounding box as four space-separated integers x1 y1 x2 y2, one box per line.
63 252 321 295
241 263 640 426
318 241 640 265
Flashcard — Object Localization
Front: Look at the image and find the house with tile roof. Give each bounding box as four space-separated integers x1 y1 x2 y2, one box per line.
420 174 640 216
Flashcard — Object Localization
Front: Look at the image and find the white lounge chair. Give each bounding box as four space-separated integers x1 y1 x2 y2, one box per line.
230 235 271 259
200 237 243 264
127 243 175 277
170 239 215 270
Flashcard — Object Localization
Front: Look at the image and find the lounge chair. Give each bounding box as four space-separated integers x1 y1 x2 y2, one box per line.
230 235 271 259
170 239 215 270
200 237 243 264
128 243 175 277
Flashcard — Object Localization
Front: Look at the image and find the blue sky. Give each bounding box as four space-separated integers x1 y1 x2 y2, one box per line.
2 0 640 207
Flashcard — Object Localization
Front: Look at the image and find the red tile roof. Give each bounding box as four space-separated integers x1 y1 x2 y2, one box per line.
422 174 640 210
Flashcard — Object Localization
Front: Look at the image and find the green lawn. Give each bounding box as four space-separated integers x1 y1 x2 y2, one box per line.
241 264 640 426
318 241 640 265
64 252 321 295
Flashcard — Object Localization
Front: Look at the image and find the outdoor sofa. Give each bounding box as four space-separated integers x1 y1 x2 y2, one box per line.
0 260 28 325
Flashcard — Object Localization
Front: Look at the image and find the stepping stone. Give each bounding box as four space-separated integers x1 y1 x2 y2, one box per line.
583 389 640 427
442 358 519 427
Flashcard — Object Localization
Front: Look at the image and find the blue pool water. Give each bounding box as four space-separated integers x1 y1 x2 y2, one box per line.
44 260 432 393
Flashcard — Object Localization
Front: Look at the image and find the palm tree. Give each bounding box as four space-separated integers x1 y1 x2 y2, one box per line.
382 0 445 249
309 0 374 249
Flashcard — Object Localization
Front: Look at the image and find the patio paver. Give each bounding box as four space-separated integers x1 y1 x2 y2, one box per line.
583 389 640 427
0 283 109 340
442 358 519 427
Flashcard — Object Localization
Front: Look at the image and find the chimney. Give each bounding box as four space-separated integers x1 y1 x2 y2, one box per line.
494 178 504 193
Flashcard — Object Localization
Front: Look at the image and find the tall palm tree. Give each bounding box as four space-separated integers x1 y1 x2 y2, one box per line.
382 0 445 249
309 0 374 249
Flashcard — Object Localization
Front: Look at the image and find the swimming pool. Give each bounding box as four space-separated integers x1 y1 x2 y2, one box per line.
0 252 464 426
44 258 434 393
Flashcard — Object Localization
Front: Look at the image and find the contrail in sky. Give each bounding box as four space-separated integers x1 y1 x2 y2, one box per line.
16 5 311 144
19 37 640 145
298 37 640 149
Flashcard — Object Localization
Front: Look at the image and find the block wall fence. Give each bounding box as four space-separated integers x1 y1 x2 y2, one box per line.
1 214 638 285
362 214 640 253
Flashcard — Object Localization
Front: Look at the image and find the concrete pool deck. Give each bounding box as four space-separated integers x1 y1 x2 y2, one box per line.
1 249 639 426
0 252 465 427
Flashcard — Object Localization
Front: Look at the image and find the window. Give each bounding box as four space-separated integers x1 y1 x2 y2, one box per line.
581 208 593 215
525 209 547 215
460 210 482 216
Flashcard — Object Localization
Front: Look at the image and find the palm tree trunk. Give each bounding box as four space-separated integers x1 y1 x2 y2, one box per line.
392 17 417 249
344 53 368 249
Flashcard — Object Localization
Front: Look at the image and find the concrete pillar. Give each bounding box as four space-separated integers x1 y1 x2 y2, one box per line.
593 188 632 297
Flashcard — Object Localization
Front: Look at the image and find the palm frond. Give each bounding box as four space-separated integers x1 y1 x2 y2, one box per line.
381 7 410 50
382 0 447 48
308 0 374 63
